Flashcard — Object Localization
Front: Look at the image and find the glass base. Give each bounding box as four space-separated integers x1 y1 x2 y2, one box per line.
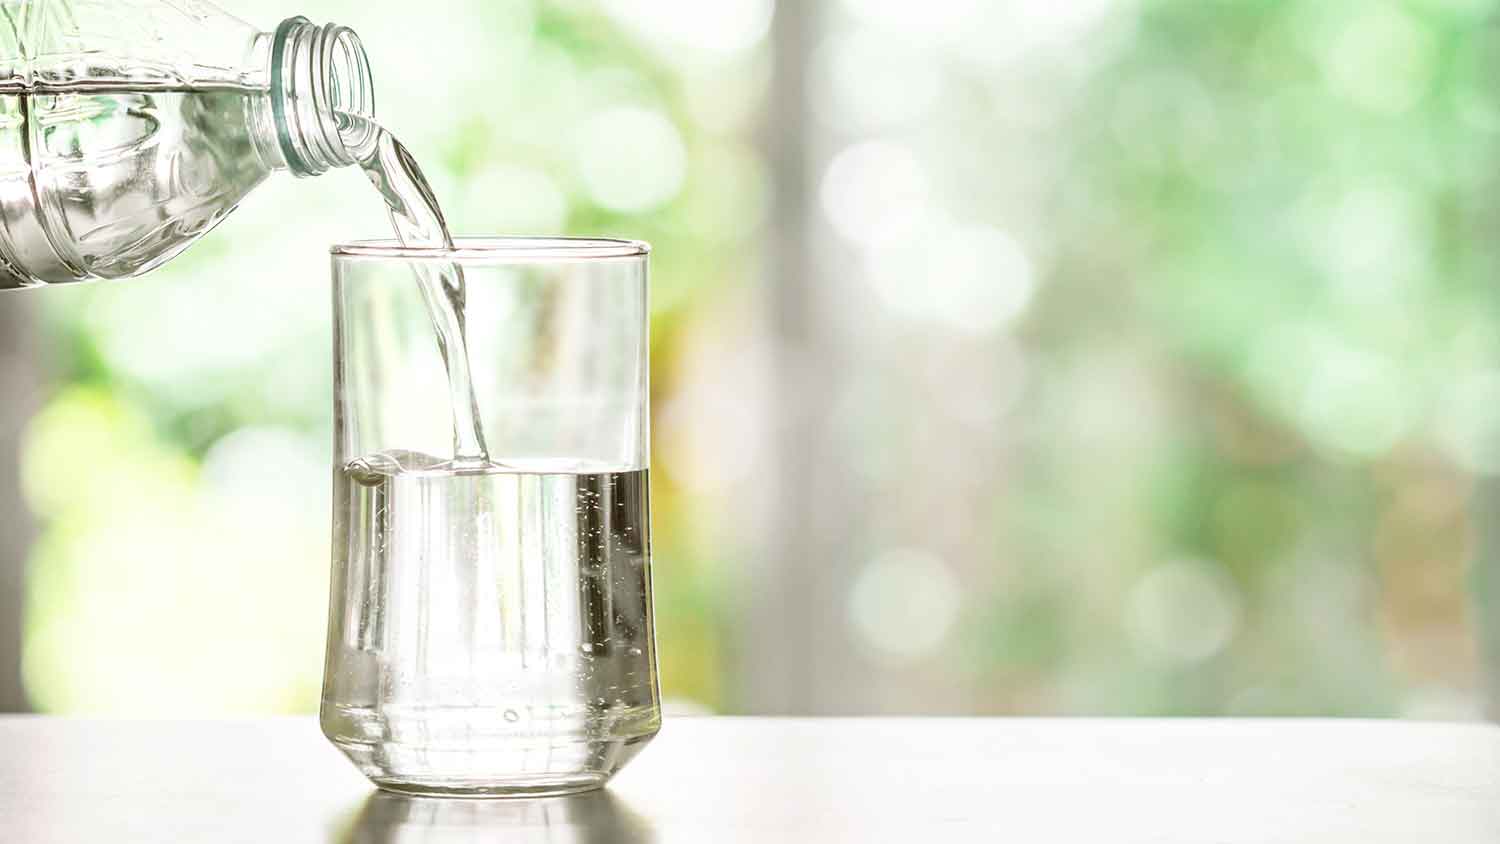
372 773 609 799
328 728 657 800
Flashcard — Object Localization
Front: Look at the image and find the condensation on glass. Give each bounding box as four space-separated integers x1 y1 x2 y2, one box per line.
324 238 660 797
0 0 375 290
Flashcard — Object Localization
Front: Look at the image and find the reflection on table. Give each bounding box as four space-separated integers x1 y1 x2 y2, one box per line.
343 788 656 844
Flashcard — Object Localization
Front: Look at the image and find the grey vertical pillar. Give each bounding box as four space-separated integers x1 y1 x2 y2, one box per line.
0 298 35 712
741 0 814 714
741 0 865 714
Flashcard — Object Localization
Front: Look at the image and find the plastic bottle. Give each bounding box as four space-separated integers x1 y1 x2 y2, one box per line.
0 0 375 289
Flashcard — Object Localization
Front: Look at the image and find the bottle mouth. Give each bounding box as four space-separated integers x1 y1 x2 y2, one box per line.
272 17 376 176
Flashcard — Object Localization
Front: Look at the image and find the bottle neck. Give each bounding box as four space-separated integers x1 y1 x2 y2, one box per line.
269 17 376 178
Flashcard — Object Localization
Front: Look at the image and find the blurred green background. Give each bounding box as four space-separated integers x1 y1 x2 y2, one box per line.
3 0 1498 718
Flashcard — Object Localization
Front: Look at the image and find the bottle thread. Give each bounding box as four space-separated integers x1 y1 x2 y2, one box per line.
270 17 376 178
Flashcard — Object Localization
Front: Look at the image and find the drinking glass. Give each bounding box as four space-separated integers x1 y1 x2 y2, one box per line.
322 237 658 797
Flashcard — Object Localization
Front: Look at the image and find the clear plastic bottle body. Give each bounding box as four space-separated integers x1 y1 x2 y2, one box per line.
0 88 274 286
0 1 371 289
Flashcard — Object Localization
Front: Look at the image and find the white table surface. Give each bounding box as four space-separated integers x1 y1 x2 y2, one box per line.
0 716 1496 842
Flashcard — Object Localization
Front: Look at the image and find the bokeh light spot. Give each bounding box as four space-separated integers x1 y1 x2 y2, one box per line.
1433 371 1500 474
1322 5 1436 115
1321 185 1428 306
1297 343 1413 458
848 549 961 663
867 221 1036 334
1126 559 1241 665
1247 327 1414 458
575 106 687 213
820 140 931 247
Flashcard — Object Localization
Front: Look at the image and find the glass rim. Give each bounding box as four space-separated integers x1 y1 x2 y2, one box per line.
330 236 650 262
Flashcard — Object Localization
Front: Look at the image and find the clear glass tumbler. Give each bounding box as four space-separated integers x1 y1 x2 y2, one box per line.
322 237 659 797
